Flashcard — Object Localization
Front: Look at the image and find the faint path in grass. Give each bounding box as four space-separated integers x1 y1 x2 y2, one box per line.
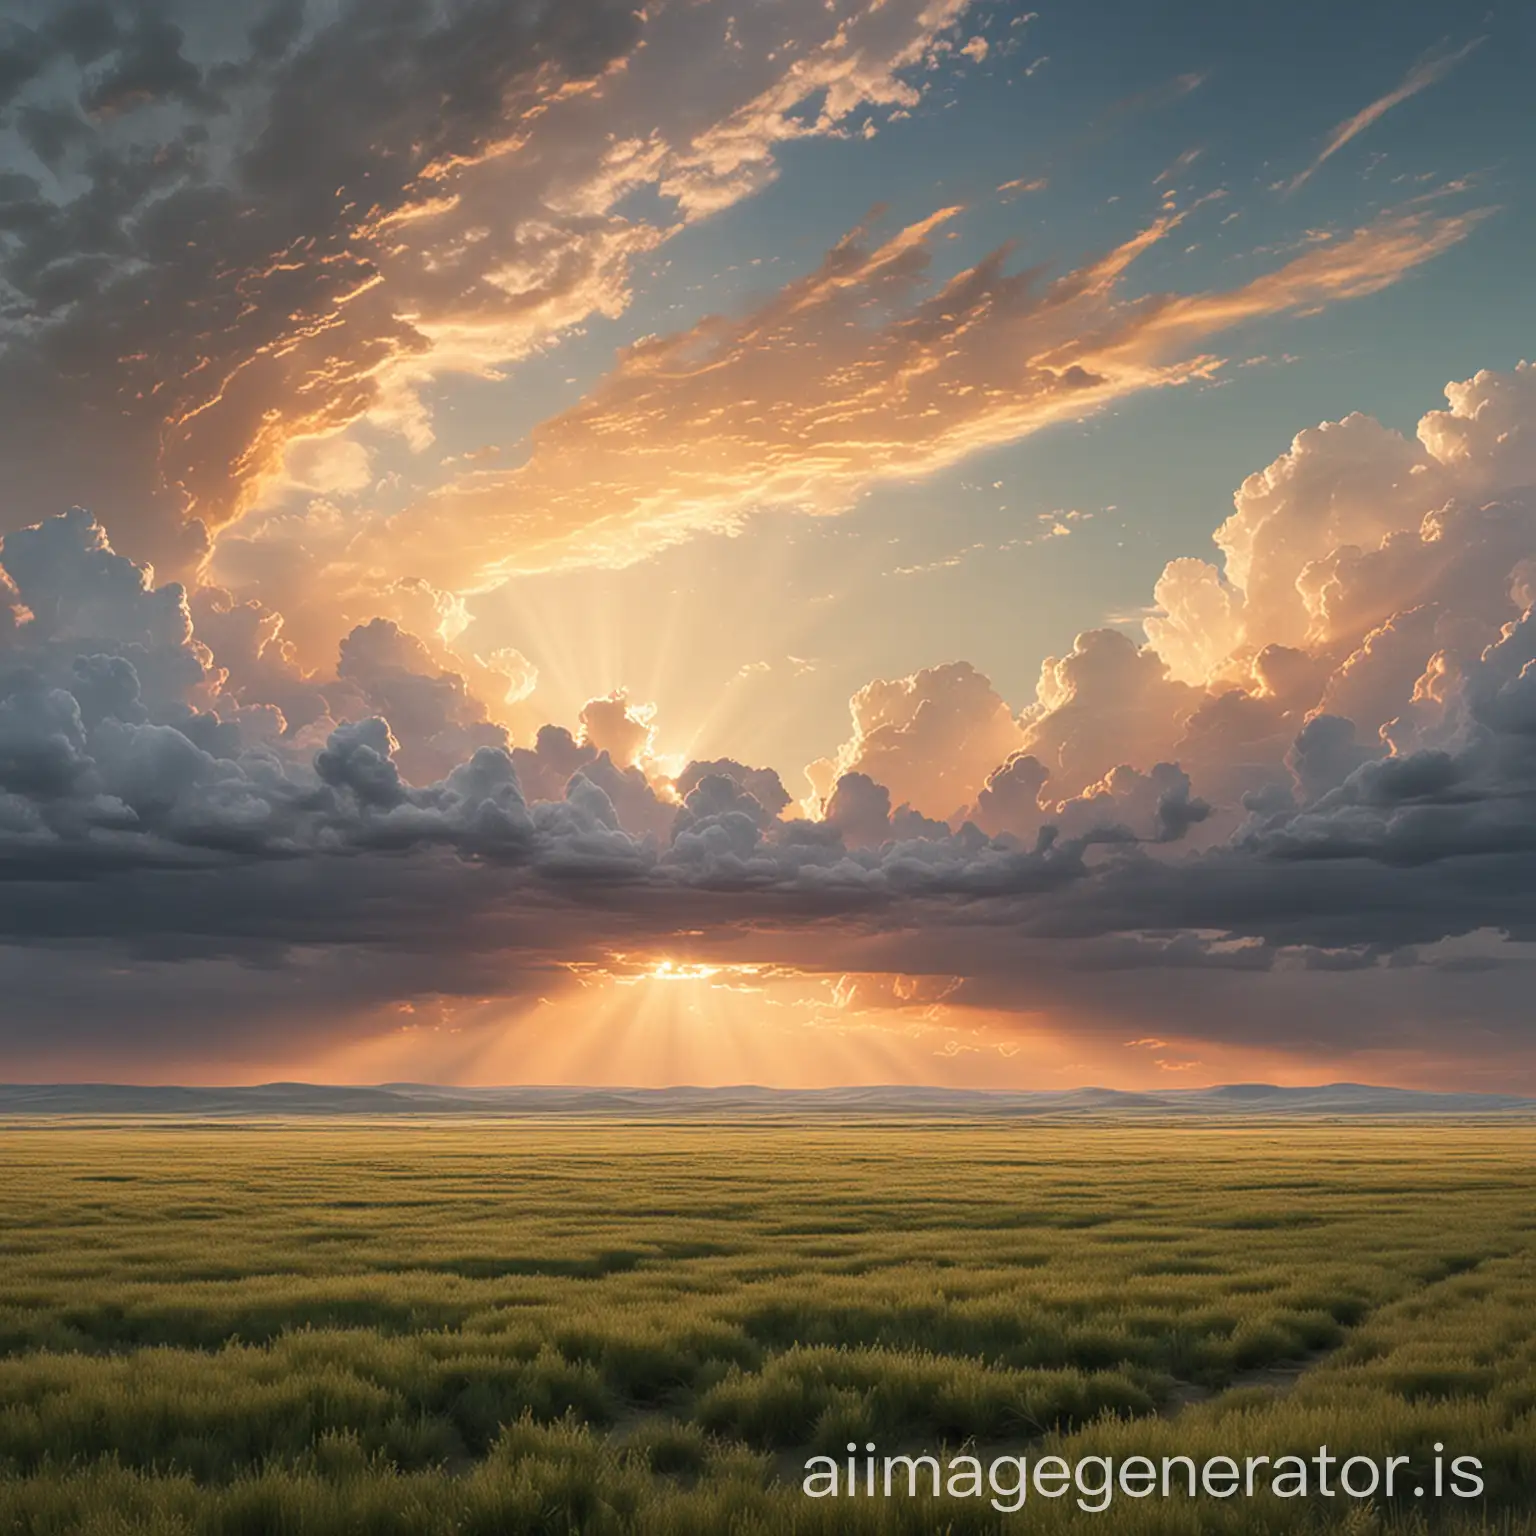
596 1354 1340 1492
1158 1351 1330 1417
1159 1250 1495 1420
681 1252 1503 1489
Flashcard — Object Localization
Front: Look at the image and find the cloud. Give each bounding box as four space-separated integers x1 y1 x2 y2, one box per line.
673 769 783 837
1019 629 1204 802
376 202 1482 588
335 618 510 785
1050 762 1211 845
80 13 218 117
0 0 979 586
0 506 221 722
1146 367 1536 685
674 759 792 823
0 4 1529 1084
650 0 972 217
187 586 334 738
972 752 1051 840
6 366 1533 1040
806 661 1025 822
0 1 1486 749
1285 38 1484 195
577 692 655 770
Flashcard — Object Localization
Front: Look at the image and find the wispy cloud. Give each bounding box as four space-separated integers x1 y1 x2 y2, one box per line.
0 0 981 579
371 202 1483 589
1153 148 1203 186
1285 38 1484 195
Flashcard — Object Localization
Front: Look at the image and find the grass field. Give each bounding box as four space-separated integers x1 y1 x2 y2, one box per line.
0 1120 1533 1533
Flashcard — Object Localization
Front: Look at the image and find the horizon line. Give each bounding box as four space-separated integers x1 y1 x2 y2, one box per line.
1 1079 1531 1100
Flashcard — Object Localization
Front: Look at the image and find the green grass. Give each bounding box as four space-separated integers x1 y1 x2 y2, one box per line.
0 1121 1533 1532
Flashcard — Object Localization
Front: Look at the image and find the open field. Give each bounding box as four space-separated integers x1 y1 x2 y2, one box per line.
0 1120 1533 1533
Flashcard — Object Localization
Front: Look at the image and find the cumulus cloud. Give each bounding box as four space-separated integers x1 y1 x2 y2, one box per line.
187 586 331 738
822 772 896 849
577 692 655 770
1049 762 1211 845
972 752 1051 841
14 359 1532 962
806 661 1024 822
674 758 792 823
335 618 510 784
1019 629 1203 801
0 506 222 723
1146 369 1536 687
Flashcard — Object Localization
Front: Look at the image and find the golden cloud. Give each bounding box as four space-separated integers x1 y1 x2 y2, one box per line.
370 204 1486 591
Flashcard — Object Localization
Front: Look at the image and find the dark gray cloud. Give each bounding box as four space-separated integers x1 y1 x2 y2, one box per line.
335 618 508 784
0 650 1519 955
1 6 119 108
0 0 646 574
79 14 216 117
6 490 1536 1074
674 759 792 822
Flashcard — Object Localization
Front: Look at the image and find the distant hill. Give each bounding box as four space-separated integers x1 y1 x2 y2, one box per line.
0 1081 1532 1118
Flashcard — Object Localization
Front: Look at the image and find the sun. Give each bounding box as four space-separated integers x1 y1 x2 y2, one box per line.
632 959 727 984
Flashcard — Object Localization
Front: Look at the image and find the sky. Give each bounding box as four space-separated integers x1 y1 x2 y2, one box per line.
1 0 1535 1090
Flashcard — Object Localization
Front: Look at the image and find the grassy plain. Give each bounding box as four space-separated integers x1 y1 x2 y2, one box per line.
0 1120 1532 1533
